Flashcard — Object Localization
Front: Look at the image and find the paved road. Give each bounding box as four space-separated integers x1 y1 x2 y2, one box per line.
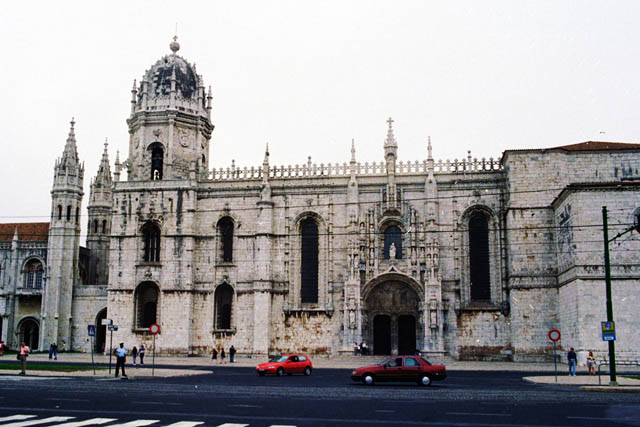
1 367 639 426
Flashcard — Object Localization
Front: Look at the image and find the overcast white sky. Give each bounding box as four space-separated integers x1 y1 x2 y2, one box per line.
1 1 639 232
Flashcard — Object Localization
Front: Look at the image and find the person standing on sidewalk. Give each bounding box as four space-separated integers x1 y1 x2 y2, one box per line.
229 345 236 363
567 347 577 376
587 351 596 375
139 344 145 365
114 343 127 378
220 348 226 364
18 342 30 375
211 348 218 361
131 346 138 366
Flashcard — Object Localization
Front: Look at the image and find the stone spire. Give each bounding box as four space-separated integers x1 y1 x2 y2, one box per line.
91 140 113 195
347 139 359 219
260 143 272 202
61 118 80 170
383 117 397 208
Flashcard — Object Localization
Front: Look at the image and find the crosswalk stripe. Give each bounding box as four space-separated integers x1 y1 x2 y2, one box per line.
163 423 204 427
50 418 117 426
216 424 248 427
0 417 36 423
107 421 159 427
0 417 74 427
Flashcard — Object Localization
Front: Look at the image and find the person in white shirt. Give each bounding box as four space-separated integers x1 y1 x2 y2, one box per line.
114 343 127 378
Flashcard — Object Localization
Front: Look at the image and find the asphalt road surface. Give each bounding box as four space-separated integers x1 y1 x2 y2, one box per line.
0 366 639 426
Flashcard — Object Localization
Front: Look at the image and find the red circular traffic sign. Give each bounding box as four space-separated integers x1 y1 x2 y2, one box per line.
548 329 561 342
149 323 160 335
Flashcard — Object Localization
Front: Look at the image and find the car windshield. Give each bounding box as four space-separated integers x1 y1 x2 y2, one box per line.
270 356 289 363
418 356 432 365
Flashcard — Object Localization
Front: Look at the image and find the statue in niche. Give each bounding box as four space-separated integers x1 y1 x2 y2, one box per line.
389 243 397 260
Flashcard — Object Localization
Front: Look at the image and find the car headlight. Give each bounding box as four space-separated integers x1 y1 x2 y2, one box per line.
352 370 358 375
268 366 274 369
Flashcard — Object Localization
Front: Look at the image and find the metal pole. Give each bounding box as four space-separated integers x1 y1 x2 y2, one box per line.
90 335 95 375
152 334 156 377
602 206 617 385
554 341 557 383
108 329 113 375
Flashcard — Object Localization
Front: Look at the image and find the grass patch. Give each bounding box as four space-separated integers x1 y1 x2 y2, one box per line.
622 375 640 380
0 363 105 372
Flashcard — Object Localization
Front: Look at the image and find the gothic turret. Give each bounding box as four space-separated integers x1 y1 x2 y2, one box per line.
42 118 84 350
86 140 113 285
125 37 214 181
383 117 398 210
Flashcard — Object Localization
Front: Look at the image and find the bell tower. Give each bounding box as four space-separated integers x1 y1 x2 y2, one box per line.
41 119 84 350
124 37 214 181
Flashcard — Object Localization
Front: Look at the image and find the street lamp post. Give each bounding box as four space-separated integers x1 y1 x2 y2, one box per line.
601 206 617 385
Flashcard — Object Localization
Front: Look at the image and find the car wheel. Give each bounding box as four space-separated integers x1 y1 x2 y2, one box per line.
304 366 312 376
418 375 432 386
277 367 285 377
362 373 375 385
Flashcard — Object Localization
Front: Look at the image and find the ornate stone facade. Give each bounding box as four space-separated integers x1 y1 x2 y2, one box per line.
1 40 639 361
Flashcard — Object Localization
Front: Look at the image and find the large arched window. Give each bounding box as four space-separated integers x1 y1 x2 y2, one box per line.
469 214 491 301
300 219 319 304
218 217 234 263
142 222 161 262
383 225 403 259
149 142 164 180
66 205 72 221
135 282 159 328
24 259 44 289
214 283 233 330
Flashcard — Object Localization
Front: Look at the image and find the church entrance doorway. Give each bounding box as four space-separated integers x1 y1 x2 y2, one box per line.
95 308 107 353
373 315 391 355
398 315 416 355
363 276 422 355
19 318 39 350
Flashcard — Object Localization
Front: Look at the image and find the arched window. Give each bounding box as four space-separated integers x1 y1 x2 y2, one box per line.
218 217 234 262
300 219 319 303
24 259 44 289
214 283 233 330
142 222 161 262
57 205 62 220
469 214 491 300
102 220 107 234
383 225 403 259
149 143 164 180
135 282 158 328
93 220 98 234
66 205 72 221
75 207 79 224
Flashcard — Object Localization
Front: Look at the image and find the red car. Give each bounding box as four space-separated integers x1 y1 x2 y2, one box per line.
351 355 446 386
256 354 313 376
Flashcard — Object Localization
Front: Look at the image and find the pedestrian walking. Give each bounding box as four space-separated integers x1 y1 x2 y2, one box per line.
0 340 5 355
229 345 236 363
18 341 30 375
49 343 54 360
61 341 66 353
211 348 218 361
220 348 226 364
587 351 596 375
567 347 577 376
361 342 368 355
114 342 127 378
139 345 145 365
131 346 138 366
52 342 58 360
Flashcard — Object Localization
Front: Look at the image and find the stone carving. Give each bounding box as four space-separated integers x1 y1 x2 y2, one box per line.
389 243 396 260
178 127 190 147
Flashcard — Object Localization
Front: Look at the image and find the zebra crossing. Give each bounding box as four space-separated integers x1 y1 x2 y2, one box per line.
0 415 296 427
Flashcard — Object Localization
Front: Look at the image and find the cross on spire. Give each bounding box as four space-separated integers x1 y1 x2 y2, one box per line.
386 117 394 128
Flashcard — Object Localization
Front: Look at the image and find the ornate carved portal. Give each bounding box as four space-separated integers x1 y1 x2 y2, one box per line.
363 281 421 355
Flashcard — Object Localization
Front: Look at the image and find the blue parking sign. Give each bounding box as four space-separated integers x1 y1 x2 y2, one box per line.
601 321 616 341
88 324 96 337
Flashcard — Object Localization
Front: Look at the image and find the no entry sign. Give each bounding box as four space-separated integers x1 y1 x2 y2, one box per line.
548 329 561 342
149 323 160 335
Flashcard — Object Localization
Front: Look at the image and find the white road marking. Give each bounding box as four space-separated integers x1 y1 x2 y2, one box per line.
163 423 204 427
0 417 36 423
227 404 261 408
0 417 75 427
50 419 117 427
446 412 511 417
131 402 182 406
215 424 248 427
107 421 159 427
